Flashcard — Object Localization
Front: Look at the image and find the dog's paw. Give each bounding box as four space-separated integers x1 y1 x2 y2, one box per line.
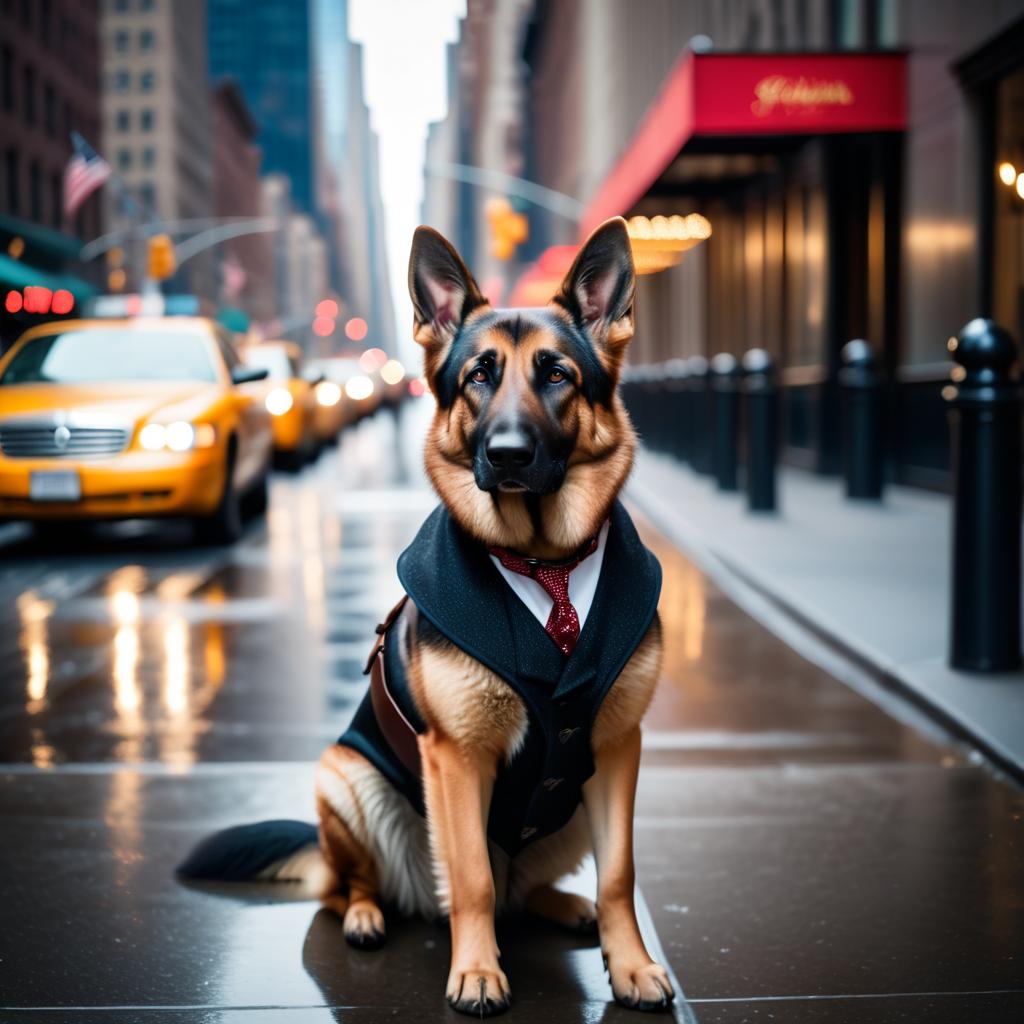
446 967 511 1017
608 959 674 1013
343 899 386 951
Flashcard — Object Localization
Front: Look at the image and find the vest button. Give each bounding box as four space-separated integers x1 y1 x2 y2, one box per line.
558 727 580 744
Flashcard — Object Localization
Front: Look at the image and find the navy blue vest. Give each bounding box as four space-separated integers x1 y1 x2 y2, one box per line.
337 499 661 856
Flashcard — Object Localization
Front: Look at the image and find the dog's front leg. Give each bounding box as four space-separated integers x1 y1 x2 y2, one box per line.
584 725 674 1011
419 730 511 1017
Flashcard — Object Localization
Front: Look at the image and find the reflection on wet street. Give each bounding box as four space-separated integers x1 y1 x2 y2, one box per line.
1 408 1022 1022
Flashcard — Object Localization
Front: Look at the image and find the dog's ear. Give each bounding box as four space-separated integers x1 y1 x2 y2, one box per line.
552 217 635 360
408 227 488 355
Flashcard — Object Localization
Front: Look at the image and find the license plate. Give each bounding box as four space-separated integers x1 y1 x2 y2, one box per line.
29 470 82 502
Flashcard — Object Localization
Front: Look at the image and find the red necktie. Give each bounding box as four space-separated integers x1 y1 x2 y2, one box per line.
490 535 599 656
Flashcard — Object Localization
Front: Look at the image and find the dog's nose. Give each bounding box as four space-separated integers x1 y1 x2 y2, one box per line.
485 428 535 470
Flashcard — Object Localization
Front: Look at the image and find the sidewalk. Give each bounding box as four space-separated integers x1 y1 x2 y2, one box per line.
627 449 1024 779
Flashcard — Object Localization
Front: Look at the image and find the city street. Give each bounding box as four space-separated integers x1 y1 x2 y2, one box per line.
0 408 1021 1023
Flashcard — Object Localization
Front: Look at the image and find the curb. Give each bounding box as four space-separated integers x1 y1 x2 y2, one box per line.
627 475 1024 787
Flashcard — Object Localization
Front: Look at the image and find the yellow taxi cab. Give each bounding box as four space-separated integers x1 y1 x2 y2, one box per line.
0 317 273 544
241 341 319 470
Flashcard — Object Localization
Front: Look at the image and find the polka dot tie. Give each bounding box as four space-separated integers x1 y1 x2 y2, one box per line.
490 534 600 656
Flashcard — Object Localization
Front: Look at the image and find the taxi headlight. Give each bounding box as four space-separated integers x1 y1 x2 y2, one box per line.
139 423 166 452
265 387 294 416
315 380 342 407
138 421 215 452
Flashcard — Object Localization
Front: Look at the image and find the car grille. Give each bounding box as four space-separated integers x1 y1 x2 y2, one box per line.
0 425 130 458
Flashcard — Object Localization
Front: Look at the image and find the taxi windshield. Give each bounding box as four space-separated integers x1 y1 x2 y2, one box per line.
243 346 295 380
0 328 219 385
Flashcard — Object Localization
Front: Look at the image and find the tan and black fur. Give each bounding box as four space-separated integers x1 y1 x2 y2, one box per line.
311 218 674 1015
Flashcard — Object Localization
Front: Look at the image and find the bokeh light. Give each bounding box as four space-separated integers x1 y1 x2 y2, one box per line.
315 298 338 318
345 317 368 341
380 359 405 385
313 316 335 337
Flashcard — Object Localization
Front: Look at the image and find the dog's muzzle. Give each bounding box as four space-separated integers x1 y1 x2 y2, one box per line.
474 426 566 495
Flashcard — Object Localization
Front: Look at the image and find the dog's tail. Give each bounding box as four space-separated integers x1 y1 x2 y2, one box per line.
176 820 329 892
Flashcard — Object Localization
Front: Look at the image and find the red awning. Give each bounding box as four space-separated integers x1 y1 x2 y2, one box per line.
581 51 906 236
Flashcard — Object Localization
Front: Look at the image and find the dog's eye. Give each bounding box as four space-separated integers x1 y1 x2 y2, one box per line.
547 367 567 384
469 367 490 385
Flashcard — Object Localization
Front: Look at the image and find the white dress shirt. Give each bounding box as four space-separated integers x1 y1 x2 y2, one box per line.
489 520 609 631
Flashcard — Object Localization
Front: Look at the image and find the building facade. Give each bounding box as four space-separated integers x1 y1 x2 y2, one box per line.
0 0 104 344
101 0 214 301
427 0 1024 490
210 79 276 325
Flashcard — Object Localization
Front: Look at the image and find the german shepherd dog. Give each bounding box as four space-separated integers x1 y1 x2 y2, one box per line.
179 217 674 1016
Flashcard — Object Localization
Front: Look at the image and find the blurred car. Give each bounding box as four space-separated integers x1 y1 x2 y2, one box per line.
241 341 319 470
0 317 273 544
307 357 381 437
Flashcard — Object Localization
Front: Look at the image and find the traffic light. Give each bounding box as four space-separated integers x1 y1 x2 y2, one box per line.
485 198 528 261
147 233 177 281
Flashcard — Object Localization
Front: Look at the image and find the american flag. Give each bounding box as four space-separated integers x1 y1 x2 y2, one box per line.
63 133 112 218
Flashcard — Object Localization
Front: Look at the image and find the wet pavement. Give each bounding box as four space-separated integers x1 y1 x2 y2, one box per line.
1 406 1022 1022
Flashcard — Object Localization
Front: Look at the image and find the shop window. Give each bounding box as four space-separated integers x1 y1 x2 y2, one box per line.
993 65 1024 343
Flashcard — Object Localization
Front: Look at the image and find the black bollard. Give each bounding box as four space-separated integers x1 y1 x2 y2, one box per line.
840 339 884 499
742 348 777 512
686 355 711 474
662 358 689 462
711 353 741 491
946 318 1022 672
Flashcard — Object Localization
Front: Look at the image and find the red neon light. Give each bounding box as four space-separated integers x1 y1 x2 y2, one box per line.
23 286 53 314
315 298 338 319
5 289 23 313
51 289 74 315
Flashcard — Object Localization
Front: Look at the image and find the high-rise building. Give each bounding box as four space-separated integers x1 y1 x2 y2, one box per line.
101 0 213 300
211 80 276 325
0 0 104 345
208 0 316 216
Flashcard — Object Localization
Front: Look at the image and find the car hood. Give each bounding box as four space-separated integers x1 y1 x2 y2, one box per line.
0 382 224 426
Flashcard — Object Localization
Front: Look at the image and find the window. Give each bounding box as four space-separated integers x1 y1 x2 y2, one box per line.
139 0 156 10
993 64 1024 343
117 148 132 171
116 109 130 132
43 82 55 135
28 159 41 221
138 181 155 208
0 45 12 112
5 148 18 214
114 69 130 92
22 63 33 124
113 0 130 11
139 29 155 52
114 29 129 53
140 108 154 131
49 171 60 228
140 69 155 91
142 146 155 168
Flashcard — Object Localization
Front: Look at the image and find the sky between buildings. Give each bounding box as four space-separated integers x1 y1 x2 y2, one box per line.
349 0 466 360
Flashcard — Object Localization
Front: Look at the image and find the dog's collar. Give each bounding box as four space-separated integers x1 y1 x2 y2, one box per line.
487 524 605 572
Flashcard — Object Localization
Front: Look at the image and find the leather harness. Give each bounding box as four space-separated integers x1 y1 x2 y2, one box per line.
363 594 421 776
